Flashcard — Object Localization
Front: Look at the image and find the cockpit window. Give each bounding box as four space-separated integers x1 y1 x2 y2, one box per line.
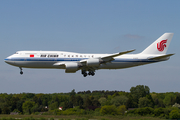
15 52 19 54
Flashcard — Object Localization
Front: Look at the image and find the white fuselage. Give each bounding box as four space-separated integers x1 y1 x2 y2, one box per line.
4 33 174 77
5 51 162 70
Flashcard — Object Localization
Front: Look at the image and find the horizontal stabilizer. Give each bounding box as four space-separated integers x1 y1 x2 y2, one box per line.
148 54 174 60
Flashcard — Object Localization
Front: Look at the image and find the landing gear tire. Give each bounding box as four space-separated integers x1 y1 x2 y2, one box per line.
88 71 95 76
83 72 87 77
82 70 87 77
20 71 23 75
82 70 95 77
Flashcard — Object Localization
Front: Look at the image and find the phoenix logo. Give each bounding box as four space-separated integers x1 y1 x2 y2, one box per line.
157 39 167 52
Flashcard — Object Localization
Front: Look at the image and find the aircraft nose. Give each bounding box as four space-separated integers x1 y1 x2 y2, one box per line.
4 57 11 64
4 56 17 66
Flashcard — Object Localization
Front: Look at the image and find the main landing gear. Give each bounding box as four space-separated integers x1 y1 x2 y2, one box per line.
19 67 23 75
82 70 95 77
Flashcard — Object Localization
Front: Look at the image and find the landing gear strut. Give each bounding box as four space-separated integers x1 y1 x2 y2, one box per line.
19 67 23 75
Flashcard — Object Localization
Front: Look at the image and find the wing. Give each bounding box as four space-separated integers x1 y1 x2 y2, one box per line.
80 49 135 64
53 49 135 73
100 49 135 62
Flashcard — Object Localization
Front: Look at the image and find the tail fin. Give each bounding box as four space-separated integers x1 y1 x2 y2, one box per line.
141 33 174 54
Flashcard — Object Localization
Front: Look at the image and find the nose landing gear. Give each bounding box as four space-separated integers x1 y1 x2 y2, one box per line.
19 67 23 75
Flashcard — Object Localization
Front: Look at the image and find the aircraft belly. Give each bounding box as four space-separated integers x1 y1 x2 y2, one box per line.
12 61 64 69
99 62 149 69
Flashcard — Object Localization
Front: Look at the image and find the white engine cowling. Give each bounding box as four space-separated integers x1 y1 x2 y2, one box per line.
86 59 101 67
65 62 79 73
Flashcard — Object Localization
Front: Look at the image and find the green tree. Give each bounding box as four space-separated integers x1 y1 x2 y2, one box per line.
1 106 10 114
31 104 39 113
117 105 127 115
51 96 60 106
91 97 101 107
99 97 107 106
83 96 100 110
49 102 58 110
70 89 76 96
130 85 150 104
22 101 35 114
100 105 117 115
135 107 153 116
163 93 176 106
151 93 163 107
62 100 73 110
41 94 51 106
126 94 137 108
138 97 153 108
16 100 24 113
169 110 180 119
75 95 84 108
151 93 157 102
111 96 128 107
156 98 165 108
175 93 180 104
154 107 164 117
69 95 76 106
8 96 20 112
0 96 11 114
84 97 92 109
146 94 154 107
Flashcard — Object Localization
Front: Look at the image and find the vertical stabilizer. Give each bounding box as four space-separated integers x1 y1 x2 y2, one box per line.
141 33 174 54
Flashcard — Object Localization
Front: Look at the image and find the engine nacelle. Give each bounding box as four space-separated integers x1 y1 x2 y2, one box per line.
65 62 79 73
86 59 101 67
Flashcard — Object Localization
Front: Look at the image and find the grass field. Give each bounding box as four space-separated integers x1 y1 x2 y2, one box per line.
0 115 166 120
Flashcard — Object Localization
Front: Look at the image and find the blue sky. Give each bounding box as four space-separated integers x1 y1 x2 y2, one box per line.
0 0 180 94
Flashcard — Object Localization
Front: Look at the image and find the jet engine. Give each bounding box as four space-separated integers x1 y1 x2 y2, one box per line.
86 59 102 67
65 62 79 73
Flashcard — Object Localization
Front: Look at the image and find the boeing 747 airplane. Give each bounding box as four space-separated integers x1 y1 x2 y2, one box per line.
5 33 174 77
